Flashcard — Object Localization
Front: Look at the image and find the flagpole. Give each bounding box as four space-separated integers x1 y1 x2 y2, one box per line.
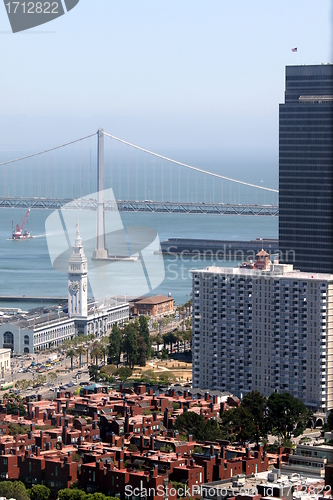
297 51 298 66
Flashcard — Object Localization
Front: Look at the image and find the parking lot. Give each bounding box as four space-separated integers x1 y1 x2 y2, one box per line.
1 348 91 399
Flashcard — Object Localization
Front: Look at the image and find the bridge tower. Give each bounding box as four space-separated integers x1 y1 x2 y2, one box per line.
92 127 108 260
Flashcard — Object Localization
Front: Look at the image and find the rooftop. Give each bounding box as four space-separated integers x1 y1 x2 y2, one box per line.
191 264 333 281
0 298 128 331
133 295 174 305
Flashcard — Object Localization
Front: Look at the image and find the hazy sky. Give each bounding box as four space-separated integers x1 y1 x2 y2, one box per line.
0 0 332 158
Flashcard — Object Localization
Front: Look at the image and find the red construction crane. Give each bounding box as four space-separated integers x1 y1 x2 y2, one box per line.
12 209 31 239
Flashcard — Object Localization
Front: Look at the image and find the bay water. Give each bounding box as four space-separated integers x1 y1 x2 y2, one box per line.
0 208 277 308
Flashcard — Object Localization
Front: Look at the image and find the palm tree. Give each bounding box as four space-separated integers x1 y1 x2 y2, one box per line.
183 329 192 352
100 335 109 346
174 329 182 353
90 343 102 366
71 337 79 347
76 345 86 368
66 349 77 370
100 345 108 365
62 339 71 351
153 333 163 347
55 369 60 386
162 332 168 351
48 372 57 386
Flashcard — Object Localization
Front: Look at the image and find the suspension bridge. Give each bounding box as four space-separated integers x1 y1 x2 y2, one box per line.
0 128 279 217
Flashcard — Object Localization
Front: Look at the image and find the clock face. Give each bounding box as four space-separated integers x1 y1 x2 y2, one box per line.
69 280 80 293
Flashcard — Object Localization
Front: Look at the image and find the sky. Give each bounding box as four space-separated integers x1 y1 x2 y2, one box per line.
0 0 332 167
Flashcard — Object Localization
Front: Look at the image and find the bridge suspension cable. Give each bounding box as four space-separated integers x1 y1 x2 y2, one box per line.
0 132 97 167
0 129 278 196
103 131 278 193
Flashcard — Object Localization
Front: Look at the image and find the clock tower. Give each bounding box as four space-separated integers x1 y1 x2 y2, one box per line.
68 230 88 317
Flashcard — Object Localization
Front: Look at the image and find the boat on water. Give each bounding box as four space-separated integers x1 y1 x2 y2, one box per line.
11 209 33 240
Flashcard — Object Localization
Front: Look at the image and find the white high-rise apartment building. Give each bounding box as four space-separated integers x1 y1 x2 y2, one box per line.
191 261 333 411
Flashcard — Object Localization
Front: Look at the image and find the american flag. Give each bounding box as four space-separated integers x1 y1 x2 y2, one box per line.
291 47 297 52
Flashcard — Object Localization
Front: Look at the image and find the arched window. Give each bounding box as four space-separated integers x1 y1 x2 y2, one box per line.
24 347 29 354
24 335 29 345
3 331 14 350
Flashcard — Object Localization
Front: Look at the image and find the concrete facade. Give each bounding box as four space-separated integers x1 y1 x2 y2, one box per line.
191 263 333 411
131 295 174 317
0 348 11 377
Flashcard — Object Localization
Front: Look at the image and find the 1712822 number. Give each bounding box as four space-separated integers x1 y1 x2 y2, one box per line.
5 2 59 14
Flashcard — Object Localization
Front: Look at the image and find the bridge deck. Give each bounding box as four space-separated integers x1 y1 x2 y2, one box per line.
0 197 278 216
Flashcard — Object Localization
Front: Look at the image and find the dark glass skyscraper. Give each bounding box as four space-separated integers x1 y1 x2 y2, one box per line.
279 64 333 273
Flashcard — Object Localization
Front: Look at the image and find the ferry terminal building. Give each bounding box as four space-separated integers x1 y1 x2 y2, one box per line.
0 231 129 354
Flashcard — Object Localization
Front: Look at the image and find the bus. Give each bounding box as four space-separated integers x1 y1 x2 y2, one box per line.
0 382 13 391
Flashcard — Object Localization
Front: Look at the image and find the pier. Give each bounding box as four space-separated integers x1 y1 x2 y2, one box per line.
0 296 67 303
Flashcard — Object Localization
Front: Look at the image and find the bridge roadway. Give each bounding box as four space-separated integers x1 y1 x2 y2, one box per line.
0 197 279 216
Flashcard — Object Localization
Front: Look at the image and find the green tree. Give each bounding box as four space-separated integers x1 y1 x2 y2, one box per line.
161 347 169 359
182 329 192 351
88 365 100 383
7 423 29 436
13 482 30 500
123 323 138 369
66 349 77 371
141 369 157 383
76 345 86 369
89 493 110 500
137 335 148 366
327 410 333 431
35 375 47 387
177 412 223 441
61 339 72 351
175 412 210 441
127 443 139 451
58 489 86 500
171 481 189 498
158 371 176 385
116 366 132 380
108 324 122 366
241 390 267 445
6 401 27 417
47 372 57 385
100 345 108 365
204 418 224 441
138 316 151 359
163 332 178 353
0 481 29 500
100 364 117 376
267 392 311 440
0 481 14 499
174 329 182 353
30 485 51 500
16 380 29 391
90 343 102 366
221 406 256 443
